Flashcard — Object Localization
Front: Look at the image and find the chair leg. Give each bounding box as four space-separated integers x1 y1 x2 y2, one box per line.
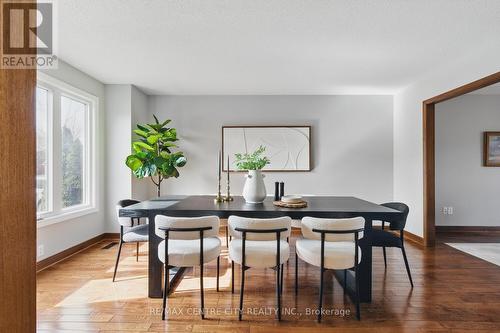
401 245 414 288
225 226 229 247
200 264 205 319
382 247 387 268
280 263 284 295
318 267 324 323
355 265 361 320
216 256 220 292
231 261 235 294
238 264 245 321
286 237 290 267
136 242 139 262
381 221 387 268
295 251 298 295
112 240 123 282
276 264 282 321
162 265 169 320
343 269 347 296
332 270 334 300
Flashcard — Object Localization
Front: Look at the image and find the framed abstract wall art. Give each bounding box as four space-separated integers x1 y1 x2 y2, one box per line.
222 125 311 171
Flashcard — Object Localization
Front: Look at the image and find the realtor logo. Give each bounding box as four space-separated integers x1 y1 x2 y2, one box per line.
1 0 57 69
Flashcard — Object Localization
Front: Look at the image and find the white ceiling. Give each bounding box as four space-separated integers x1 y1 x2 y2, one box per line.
57 0 500 95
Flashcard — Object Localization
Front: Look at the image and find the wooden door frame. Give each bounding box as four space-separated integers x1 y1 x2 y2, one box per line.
0 69 37 330
423 71 500 247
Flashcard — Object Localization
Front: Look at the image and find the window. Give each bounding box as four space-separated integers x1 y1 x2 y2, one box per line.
61 95 87 208
36 73 97 225
36 87 50 214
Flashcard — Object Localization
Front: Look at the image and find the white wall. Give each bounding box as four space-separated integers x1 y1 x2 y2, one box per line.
105 85 133 232
105 85 153 233
37 60 106 260
435 94 500 226
131 86 154 201
393 44 500 237
149 95 394 203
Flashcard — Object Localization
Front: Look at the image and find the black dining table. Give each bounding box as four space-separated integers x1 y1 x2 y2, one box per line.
119 195 403 302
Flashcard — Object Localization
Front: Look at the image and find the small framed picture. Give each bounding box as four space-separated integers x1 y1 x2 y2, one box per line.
484 132 500 167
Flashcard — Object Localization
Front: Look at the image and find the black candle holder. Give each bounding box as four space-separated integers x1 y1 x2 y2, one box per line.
274 182 280 201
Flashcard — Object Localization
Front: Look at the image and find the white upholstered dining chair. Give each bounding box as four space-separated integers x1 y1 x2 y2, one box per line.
228 216 292 321
113 199 149 282
295 216 365 322
155 215 222 320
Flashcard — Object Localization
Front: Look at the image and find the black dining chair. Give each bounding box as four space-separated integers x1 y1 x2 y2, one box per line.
113 199 148 282
372 202 413 287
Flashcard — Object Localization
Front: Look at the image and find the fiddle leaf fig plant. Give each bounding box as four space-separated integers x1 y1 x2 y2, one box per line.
125 115 187 196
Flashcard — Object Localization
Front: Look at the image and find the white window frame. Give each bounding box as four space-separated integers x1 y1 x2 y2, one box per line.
35 84 54 215
37 72 98 228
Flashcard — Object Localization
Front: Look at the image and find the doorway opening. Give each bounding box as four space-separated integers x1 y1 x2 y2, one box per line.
423 72 500 247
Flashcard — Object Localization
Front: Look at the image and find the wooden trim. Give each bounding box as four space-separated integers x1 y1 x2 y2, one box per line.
102 232 120 239
36 234 109 272
422 71 500 248
221 125 312 172
404 230 425 248
423 102 436 247
424 72 500 105
484 131 500 167
436 226 500 233
372 226 425 248
36 232 134 273
0 58 37 331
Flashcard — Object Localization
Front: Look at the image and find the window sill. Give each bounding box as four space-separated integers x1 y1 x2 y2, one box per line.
37 206 98 229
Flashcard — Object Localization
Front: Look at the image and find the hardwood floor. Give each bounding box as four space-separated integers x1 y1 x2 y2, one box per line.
37 233 500 332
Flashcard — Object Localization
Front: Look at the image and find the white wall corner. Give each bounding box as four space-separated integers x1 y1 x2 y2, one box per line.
393 43 500 237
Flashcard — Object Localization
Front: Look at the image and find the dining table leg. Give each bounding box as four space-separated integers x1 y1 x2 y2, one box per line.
334 217 372 303
148 212 186 298
357 217 372 302
149 212 163 298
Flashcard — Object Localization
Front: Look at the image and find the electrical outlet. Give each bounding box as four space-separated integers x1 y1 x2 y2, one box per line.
448 207 454 215
37 245 44 258
443 207 449 215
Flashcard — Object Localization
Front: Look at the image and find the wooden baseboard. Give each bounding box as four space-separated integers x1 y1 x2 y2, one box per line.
436 226 500 233
372 226 425 248
404 230 425 248
36 234 108 272
102 232 120 239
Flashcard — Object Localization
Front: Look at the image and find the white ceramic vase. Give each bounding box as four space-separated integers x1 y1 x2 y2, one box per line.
242 170 267 204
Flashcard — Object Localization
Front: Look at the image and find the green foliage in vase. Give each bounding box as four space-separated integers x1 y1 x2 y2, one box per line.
234 145 270 171
125 115 187 196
